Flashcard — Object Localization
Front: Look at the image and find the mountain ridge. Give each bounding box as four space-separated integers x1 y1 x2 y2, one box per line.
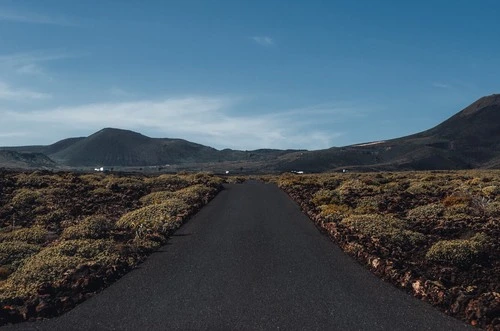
1 94 499 172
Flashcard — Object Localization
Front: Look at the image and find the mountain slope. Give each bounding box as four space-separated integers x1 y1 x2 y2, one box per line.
0 151 57 169
48 128 220 166
276 94 500 172
0 94 498 171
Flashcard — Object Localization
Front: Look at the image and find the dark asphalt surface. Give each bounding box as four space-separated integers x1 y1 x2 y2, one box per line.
4 181 472 330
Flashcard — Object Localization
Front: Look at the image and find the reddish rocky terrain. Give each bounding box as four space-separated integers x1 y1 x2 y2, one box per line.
0 170 223 325
274 171 499 330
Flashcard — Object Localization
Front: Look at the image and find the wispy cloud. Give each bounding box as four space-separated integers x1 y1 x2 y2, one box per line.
251 36 274 46
1 96 346 150
109 87 135 97
0 50 86 79
0 81 51 101
432 82 451 89
0 7 78 26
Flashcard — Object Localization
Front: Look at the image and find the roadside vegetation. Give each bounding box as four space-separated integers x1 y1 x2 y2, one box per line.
0 170 223 324
273 170 499 330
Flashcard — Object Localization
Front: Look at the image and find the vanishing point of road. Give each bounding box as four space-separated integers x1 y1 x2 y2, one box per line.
5 181 472 330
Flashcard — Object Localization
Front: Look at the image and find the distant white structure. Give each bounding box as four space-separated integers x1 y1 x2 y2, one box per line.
225 170 230 174
94 167 105 172
291 170 304 174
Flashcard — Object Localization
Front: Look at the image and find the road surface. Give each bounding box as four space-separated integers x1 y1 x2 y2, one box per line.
4 181 472 330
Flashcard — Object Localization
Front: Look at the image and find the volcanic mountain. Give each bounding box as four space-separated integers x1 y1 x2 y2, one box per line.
277 94 500 172
1 94 499 171
1 128 302 168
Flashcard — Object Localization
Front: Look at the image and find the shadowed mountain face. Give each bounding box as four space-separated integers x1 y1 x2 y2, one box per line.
0 94 499 171
47 128 221 166
0 151 57 169
277 94 500 172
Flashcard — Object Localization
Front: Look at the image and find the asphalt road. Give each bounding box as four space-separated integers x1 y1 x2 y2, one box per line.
5 181 472 330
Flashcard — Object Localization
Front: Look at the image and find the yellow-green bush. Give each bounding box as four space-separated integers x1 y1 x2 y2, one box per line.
354 196 383 214
337 179 374 197
426 233 490 267
10 189 41 208
319 204 352 222
145 175 190 191
117 199 190 234
140 191 177 205
0 241 41 269
341 214 425 249
141 185 214 206
102 176 146 191
0 239 118 299
0 226 48 244
312 189 339 206
481 185 499 198
61 215 114 240
407 203 444 221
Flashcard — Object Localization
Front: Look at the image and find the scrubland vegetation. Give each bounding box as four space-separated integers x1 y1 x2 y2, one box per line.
273 170 499 330
0 170 223 324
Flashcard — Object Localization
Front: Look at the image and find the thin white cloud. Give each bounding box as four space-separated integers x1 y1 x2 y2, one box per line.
0 50 86 80
1 96 344 150
109 87 135 97
16 63 48 77
0 50 80 66
0 81 51 100
251 36 274 46
432 82 451 89
0 8 78 26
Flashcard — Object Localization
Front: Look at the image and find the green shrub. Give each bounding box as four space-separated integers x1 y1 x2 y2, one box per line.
318 204 352 222
354 196 384 214
426 233 490 267
341 214 425 249
337 179 373 197
10 189 41 208
117 199 190 234
0 226 48 244
140 191 176 205
141 185 214 206
312 189 339 206
407 203 444 221
146 175 190 191
0 239 118 299
0 241 41 269
61 215 114 240
103 176 146 191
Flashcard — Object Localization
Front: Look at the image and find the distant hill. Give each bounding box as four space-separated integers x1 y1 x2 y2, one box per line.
1 128 303 168
0 151 57 169
0 94 498 172
277 94 500 172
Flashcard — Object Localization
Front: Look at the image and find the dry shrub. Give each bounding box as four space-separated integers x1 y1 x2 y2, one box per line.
311 189 339 207
442 193 472 207
61 215 114 240
354 196 384 214
146 175 190 191
187 172 224 188
319 204 352 222
406 203 445 222
10 189 41 208
0 226 48 244
0 239 118 299
426 233 490 268
102 176 146 191
117 199 190 234
341 214 425 250
141 185 214 206
0 241 41 269
481 185 499 199
337 179 373 197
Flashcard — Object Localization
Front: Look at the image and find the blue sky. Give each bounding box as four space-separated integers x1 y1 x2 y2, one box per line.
0 0 499 150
